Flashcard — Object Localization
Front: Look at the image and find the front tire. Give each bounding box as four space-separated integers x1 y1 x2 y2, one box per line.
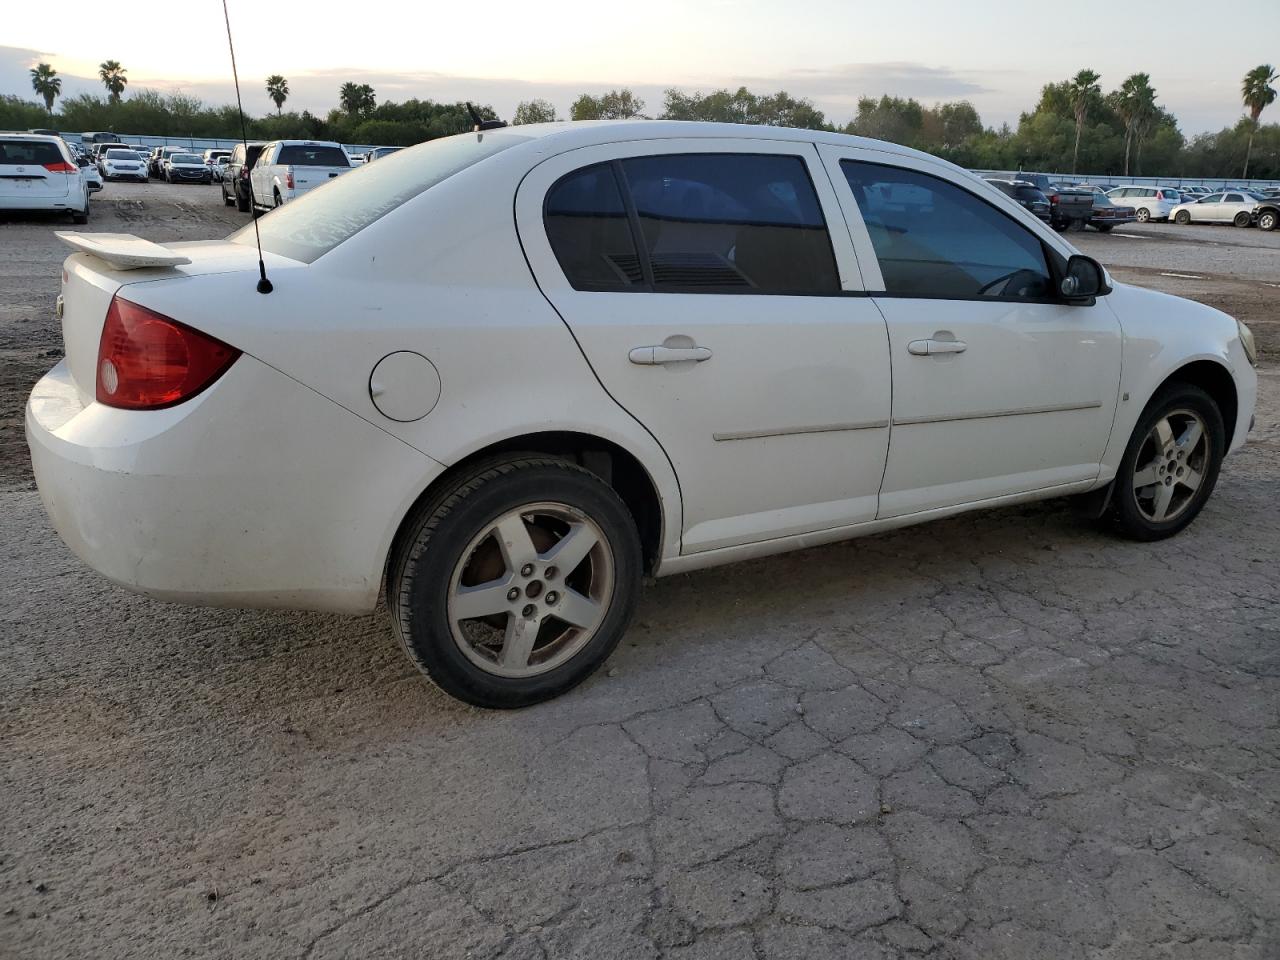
1106 383 1225 542
1174 210 1191 224
1259 210 1277 231
390 457 643 708
1135 207 1151 222
1233 211 1252 228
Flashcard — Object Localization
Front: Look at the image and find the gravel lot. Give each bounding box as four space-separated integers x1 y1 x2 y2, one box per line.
2 183 1279 959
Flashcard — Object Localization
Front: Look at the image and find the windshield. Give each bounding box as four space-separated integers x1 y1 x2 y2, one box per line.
234 130 529 264
105 149 134 160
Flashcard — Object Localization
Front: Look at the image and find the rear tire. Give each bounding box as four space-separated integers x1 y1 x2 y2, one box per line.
236 185 250 213
1174 210 1191 224
1135 207 1151 222
70 201 89 225
1105 383 1225 542
389 457 643 708
1233 211 1252 228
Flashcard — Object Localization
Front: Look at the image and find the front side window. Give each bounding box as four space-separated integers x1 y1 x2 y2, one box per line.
620 154 839 293
840 160 1052 300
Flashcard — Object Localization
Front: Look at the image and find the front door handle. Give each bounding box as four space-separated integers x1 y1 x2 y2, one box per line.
907 338 968 356
629 345 713 365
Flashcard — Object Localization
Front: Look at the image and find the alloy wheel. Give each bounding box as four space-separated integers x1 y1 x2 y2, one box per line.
1131 408 1209 523
446 502 614 679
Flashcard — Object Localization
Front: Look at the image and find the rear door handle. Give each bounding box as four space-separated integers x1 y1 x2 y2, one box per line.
907 338 967 356
629 345 713 365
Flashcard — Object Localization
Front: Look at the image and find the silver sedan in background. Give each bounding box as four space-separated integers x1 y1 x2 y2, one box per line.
1169 190 1262 227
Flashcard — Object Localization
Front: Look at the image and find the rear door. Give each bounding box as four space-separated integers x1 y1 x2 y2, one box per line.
0 138 72 202
818 145 1123 517
516 138 893 554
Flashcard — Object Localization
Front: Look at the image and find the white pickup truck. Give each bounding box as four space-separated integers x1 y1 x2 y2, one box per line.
249 140 353 210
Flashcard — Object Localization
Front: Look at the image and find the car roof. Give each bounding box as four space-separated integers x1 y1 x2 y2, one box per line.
0 132 64 143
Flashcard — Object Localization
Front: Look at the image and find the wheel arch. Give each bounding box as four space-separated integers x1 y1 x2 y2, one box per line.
1154 359 1239 449
385 430 669 590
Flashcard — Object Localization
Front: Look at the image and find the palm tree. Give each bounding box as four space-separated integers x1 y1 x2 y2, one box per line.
99 60 128 103
338 82 375 116
1068 69 1101 174
29 63 62 115
1241 64 1278 179
266 75 289 115
1109 74 1156 176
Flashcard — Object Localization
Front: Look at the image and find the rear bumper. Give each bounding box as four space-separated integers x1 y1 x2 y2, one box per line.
26 356 445 614
0 193 74 211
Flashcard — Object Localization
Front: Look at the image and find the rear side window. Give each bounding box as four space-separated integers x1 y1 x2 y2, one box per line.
277 145 350 167
545 163 643 289
621 154 839 293
841 160 1052 300
0 140 65 165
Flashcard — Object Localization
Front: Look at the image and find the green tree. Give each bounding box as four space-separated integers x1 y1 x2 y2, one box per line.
1068 69 1101 173
662 87 827 129
1241 64 1278 178
513 99 557 124
1109 74 1157 175
98 60 127 103
265 75 289 115
339 82 376 116
29 63 61 115
570 89 644 120
845 95 925 146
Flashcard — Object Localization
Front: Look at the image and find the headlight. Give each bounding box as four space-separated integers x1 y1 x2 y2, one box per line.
1238 320 1257 366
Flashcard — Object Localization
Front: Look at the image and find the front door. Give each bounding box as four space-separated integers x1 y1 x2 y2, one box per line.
516 139 893 554
817 145 1123 518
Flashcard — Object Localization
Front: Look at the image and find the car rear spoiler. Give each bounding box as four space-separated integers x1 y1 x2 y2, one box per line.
55 232 192 270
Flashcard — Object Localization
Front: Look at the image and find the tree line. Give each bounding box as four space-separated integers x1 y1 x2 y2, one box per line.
10 60 1279 179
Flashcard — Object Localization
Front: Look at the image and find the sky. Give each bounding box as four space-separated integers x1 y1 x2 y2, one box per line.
7 0 1280 134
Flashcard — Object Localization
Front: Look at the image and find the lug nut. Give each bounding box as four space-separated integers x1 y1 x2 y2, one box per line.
545 566 558 580
507 587 520 602
545 591 559 605
520 563 535 577
521 604 536 618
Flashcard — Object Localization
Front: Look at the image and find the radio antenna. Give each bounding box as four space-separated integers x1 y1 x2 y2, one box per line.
221 0 272 294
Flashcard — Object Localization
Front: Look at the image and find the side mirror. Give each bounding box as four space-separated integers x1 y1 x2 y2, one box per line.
1060 254 1110 302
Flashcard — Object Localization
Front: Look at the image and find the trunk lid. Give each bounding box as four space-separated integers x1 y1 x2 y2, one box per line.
291 164 351 193
56 237 292 405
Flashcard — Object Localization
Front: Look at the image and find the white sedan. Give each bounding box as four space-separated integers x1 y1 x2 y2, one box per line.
1170 190 1262 227
26 121 1258 707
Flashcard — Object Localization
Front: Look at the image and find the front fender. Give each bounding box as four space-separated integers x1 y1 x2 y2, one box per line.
1098 282 1256 477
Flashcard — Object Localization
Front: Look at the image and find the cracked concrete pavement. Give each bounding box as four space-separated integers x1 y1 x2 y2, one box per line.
2 185 1279 959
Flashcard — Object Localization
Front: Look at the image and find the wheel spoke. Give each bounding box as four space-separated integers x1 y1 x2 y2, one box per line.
1150 482 1175 521
494 514 539 570
499 614 541 669
543 522 600 575
1177 419 1203 454
453 578 515 621
1132 462 1160 489
1178 467 1203 493
553 588 603 630
1153 417 1175 451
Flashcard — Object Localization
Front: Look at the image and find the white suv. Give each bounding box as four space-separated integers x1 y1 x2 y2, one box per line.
0 133 89 222
1105 185 1182 222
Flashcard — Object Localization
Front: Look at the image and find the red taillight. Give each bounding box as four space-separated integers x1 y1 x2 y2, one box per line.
240 166 249 178
1050 194 1060 204
43 161 77 173
285 167 294 189
96 297 240 410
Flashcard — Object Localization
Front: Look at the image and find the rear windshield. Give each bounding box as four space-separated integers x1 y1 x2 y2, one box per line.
277 145 351 167
235 131 529 264
1 140 65 164
1013 186 1045 201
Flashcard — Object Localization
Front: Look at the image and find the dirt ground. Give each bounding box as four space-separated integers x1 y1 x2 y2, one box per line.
2 184 1278 959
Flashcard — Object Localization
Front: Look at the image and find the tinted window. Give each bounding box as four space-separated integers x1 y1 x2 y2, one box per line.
277 145 350 167
1201 193 1223 202
545 163 643 290
1014 186 1046 202
620 153 839 293
1224 193 1244 203
0 140 63 164
841 160 1052 300
237 130 528 264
